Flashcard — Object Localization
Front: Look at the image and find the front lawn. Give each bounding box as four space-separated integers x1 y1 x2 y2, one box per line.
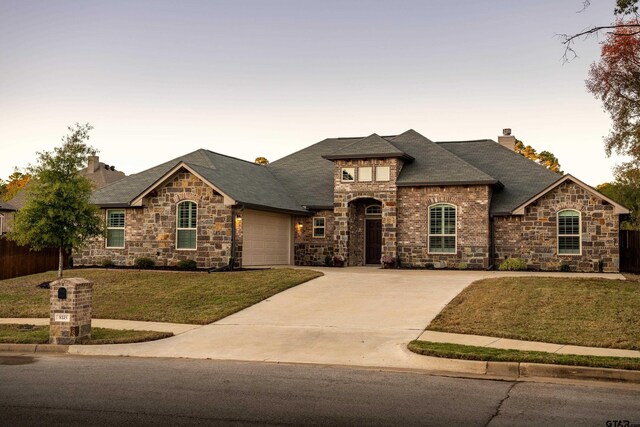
0 324 172 345
0 268 322 324
408 341 640 371
428 277 640 350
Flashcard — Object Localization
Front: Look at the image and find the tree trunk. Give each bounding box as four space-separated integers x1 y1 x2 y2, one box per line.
58 247 63 279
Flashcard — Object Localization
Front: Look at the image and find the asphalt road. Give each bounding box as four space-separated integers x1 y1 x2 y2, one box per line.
1 353 639 426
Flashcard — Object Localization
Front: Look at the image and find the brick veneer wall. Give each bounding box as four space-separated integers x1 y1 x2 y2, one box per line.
76 170 236 269
294 210 335 265
333 158 402 266
494 180 620 272
396 185 492 269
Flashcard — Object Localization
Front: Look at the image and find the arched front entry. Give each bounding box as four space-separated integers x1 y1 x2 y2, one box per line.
347 198 382 265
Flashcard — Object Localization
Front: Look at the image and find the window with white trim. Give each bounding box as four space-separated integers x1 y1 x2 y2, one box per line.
365 205 382 215
313 217 325 238
375 166 390 181
429 204 456 253
341 168 355 182
106 209 125 248
358 167 372 182
177 201 197 250
558 210 581 255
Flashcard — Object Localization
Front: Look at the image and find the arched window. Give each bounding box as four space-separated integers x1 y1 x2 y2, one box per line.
177 201 197 250
365 205 382 216
558 209 581 255
429 204 456 253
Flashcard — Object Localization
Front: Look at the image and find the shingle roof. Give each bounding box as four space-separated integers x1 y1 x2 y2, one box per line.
437 139 562 214
0 200 16 211
92 149 307 214
322 133 413 161
390 130 499 186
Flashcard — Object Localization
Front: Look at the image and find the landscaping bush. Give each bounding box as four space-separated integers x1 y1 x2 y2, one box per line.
324 255 333 267
425 262 435 270
381 255 397 269
498 258 527 271
101 259 115 268
177 259 197 270
134 257 155 269
457 262 468 270
560 263 571 272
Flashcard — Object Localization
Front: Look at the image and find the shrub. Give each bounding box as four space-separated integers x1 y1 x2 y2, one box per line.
101 259 115 268
134 257 155 269
560 263 571 272
177 259 197 270
498 258 527 271
381 255 397 269
457 262 468 270
324 255 333 267
425 262 435 270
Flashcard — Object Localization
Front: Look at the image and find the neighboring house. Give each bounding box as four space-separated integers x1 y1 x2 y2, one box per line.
7 155 126 211
0 200 16 234
76 129 628 272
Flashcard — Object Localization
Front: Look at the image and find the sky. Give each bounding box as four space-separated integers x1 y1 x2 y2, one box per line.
0 0 629 185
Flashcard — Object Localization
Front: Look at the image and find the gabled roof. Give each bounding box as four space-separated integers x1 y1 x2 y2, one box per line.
0 200 16 211
437 139 562 215
92 150 308 214
322 133 413 161
391 130 499 187
511 174 629 215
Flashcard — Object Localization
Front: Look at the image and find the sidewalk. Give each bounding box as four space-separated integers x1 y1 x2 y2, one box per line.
0 318 200 335
418 330 640 358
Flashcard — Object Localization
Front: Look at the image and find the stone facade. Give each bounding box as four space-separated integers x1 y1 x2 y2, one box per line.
293 209 335 265
396 185 492 269
494 180 620 272
76 170 237 269
332 158 402 266
50 278 92 345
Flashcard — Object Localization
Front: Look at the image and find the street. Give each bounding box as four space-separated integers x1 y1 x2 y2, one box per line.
1 353 639 426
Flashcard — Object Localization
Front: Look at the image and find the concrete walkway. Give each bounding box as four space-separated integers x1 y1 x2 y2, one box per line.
419 330 640 358
0 318 200 335
65 268 629 372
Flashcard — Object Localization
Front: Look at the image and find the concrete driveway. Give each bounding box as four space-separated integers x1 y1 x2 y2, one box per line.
71 268 622 371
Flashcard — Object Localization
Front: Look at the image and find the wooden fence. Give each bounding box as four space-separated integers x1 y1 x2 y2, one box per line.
0 237 68 280
620 230 640 273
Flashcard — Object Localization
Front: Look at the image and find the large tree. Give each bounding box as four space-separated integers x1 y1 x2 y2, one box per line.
9 124 103 278
597 168 640 228
0 170 30 201
514 139 563 174
586 19 640 168
560 1 640 61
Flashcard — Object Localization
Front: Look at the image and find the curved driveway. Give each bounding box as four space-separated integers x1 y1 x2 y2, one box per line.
71 268 622 371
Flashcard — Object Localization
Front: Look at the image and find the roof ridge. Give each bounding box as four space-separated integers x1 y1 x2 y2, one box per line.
436 139 495 144
202 149 263 167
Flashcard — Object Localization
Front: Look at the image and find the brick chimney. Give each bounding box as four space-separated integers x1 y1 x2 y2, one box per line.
498 128 516 151
87 155 99 173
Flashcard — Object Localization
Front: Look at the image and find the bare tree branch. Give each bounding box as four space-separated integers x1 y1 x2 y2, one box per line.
558 23 640 62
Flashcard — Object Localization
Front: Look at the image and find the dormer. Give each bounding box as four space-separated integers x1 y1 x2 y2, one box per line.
322 134 414 189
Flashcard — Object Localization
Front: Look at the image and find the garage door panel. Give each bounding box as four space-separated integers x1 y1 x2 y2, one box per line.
243 210 292 266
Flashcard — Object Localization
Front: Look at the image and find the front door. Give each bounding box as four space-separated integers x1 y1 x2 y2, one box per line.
365 219 382 264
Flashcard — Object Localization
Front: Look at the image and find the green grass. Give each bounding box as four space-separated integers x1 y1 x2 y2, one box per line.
0 324 172 345
428 277 640 350
0 268 322 324
408 340 640 371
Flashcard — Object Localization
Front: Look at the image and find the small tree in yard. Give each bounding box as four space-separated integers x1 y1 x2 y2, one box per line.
9 123 103 278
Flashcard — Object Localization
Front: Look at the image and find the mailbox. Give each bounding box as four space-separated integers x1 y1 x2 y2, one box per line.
57 287 67 300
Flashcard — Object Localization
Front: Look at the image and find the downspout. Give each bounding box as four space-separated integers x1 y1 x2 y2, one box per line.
488 215 495 270
230 209 236 271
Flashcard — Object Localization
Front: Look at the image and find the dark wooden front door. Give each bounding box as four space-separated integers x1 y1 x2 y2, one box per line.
365 219 382 264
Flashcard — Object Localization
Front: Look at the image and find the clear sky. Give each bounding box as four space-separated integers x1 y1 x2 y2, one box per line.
0 0 628 185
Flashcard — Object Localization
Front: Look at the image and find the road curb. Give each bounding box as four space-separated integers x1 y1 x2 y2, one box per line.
0 343 69 353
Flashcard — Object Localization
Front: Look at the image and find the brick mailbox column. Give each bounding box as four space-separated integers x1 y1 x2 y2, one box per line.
50 278 93 345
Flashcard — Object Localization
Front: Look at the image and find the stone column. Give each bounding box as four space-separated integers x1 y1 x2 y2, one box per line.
50 278 93 345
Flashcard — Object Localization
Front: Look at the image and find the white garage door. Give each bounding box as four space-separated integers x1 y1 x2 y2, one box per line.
243 209 292 266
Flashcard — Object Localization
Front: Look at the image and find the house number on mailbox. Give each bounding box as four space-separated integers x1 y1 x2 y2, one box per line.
54 313 70 322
